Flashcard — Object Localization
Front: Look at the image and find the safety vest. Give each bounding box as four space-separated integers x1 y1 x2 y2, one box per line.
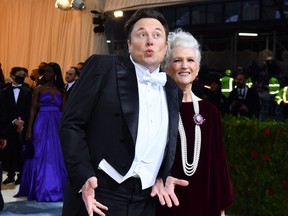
275 86 288 105
220 76 234 97
268 77 280 95
246 76 253 88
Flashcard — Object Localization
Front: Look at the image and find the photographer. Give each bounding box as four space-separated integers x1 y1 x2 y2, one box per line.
228 73 260 118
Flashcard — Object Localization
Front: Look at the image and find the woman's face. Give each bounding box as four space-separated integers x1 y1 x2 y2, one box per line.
166 46 199 89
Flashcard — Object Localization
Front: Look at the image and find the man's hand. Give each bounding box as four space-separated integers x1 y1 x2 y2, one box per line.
239 104 248 113
15 117 24 133
151 178 171 206
0 139 7 149
82 176 108 216
151 176 189 208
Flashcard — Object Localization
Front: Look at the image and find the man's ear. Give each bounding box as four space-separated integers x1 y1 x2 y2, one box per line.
127 40 131 53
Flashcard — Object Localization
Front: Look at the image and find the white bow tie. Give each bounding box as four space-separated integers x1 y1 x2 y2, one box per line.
139 72 167 86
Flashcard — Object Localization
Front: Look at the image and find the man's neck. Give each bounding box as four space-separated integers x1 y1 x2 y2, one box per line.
129 55 160 74
12 82 22 87
68 80 75 85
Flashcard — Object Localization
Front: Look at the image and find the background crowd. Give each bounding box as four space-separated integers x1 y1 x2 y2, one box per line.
194 57 288 122
0 61 83 210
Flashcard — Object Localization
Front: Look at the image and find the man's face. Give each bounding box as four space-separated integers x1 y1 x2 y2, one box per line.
65 68 78 83
12 70 26 85
38 63 46 76
235 74 246 88
127 18 167 73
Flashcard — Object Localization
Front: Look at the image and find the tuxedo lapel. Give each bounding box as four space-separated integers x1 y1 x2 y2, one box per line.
165 76 180 140
116 57 139 144
17 87 25 105
7 86 17 105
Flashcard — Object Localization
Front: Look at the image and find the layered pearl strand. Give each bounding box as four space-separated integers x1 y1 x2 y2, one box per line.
178 92 204 176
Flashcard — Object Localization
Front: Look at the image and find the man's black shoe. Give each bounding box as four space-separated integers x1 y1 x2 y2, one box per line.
2 177 15 185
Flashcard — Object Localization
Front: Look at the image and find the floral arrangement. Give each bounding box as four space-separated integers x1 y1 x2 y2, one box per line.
222 115 288 216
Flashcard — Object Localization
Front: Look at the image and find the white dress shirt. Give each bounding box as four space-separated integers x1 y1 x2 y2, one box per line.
65 81 75 91
99 56 169 189
12 84 22 103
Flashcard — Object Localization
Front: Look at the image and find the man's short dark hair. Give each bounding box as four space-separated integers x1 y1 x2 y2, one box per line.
10 67 26 76
124 8 169 41
71 67 80 77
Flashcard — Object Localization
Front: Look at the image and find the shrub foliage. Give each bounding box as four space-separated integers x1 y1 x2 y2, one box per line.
222 116 288 216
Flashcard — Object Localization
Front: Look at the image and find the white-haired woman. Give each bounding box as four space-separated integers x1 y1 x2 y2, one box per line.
156 29 234 216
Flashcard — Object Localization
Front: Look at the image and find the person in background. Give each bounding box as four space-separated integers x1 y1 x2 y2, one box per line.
35 62 47 86
25 69 39 89
267 76 280 118
228 73 260 118
0 77 7 211
205 78 229 115
0 162 4 210
15 62 67 201
0 63 5 89
275 84 288 120
0 63 4 208
59 8 182 216
64 66 80 99
220 69 234 98
0 67 32 185
157 29 234 216
21 67 31 89
76 62 84 74
23 62 47 89
0 78 5 211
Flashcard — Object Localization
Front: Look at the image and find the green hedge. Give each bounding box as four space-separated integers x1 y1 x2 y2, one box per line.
222 115 288 216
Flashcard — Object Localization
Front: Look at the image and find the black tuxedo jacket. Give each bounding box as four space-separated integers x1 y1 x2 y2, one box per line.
0 85 32 139
59 54 181 213
228 86 260 118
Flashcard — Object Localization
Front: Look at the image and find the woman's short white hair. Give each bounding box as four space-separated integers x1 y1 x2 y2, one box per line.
163 28 201 70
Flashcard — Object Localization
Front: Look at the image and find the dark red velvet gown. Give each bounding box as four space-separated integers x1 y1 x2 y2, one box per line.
157 100 234 216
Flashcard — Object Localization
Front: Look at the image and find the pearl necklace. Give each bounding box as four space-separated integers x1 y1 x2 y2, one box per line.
178 92 204 176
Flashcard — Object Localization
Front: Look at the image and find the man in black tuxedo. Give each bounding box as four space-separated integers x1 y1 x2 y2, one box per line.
0 67 32 185
64 66 80 99
0 111 4 210
228 73 260 118
59 8 183 216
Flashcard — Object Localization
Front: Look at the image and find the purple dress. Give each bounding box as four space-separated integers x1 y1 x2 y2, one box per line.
15 92 67 202
157 100 234 216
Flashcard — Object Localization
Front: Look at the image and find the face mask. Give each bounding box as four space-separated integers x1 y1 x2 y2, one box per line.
30 75 36 81
14 76 25 85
